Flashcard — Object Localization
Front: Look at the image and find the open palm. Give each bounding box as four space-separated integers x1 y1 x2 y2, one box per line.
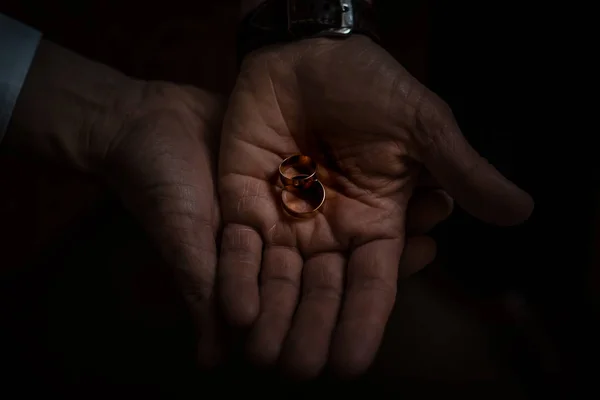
218 36 533 378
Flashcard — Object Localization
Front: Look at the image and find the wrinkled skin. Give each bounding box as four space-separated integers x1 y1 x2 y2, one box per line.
90 78 451 369
102 83 225 364
218 36 533 378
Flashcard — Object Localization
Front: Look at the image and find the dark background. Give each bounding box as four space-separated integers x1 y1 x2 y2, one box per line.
0 1 597 398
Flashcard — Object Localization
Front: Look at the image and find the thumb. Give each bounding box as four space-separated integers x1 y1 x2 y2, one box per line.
413 91 533 226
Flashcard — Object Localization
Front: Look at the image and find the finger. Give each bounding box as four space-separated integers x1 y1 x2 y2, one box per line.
218 223 263 327
405 189 454 235
246 245 303 366
398 236 437 278
330 238 403 377
415 92 534 226
165 219 221 367
217 224 262 327
280 252 346 379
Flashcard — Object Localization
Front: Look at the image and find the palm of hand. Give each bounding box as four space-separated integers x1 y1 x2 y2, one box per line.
219 36 533 377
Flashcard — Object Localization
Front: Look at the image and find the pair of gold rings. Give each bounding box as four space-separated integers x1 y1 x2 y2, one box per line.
278 154 326 218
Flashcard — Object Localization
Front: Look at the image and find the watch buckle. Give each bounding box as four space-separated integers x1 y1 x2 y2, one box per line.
332 1 354 35
287 0 355 37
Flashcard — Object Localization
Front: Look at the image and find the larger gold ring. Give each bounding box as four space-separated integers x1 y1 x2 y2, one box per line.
281 180 326 219
279 154 317 190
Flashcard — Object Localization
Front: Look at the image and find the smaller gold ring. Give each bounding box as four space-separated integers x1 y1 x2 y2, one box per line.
281 180 326 219
279 154 317 190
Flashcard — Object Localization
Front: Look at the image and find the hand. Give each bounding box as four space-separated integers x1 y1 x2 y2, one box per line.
103 82 225 365
218 36 533 378
5 41 225 366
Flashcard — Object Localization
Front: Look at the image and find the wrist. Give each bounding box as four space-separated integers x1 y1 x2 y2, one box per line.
237 0 379 62
4 40 145 173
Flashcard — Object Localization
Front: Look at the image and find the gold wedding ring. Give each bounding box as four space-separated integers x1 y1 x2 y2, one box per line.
279 154 317 190
281 180 326 218
278 154 326 218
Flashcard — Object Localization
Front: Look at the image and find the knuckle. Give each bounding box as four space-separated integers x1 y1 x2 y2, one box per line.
221 224 261 253
358 276 397 304
266 275 301 291
414 89 457 153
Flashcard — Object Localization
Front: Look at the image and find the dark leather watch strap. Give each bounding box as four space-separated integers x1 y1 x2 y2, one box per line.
237 0 378 63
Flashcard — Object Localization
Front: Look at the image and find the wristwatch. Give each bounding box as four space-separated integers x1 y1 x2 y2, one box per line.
237 0 378 62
